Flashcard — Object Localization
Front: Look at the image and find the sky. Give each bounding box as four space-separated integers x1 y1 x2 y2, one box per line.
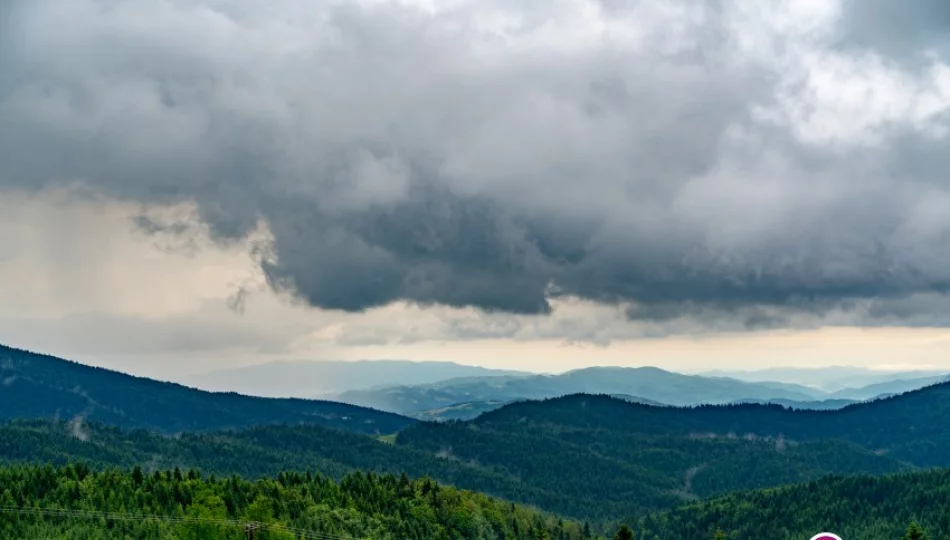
2 0 950 381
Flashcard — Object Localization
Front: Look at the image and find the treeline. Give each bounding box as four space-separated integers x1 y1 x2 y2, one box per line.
0 464 590 540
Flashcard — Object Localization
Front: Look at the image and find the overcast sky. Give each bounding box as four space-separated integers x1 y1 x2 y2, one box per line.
2 0 950 380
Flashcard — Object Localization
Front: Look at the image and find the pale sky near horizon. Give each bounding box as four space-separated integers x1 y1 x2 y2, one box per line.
3 0 950 382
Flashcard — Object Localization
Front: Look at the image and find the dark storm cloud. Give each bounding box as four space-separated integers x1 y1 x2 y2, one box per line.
1 0 950 330
259 187 556 313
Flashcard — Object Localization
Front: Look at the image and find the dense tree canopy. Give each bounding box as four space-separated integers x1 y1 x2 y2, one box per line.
396 411 907 519
0 419 585 520
0 464 588 540
2 416 909 523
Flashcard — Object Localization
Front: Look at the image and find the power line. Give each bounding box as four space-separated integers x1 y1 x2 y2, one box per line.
0 505 367 540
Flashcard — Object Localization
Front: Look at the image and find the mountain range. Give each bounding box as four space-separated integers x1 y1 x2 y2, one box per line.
7 342 950 524
333 365 947 420
701 366 950 393
8 342 950 535
8 338 946 428
185 359 529 397
826 373 950 400
333 366 823 413
175 358 950 421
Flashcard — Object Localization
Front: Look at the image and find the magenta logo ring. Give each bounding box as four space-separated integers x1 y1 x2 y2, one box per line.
810 533 842 540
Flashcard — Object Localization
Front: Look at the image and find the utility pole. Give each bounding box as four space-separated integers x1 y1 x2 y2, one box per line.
245 521 262 540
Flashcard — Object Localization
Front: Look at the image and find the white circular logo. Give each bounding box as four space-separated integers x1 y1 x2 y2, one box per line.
810 534 842 540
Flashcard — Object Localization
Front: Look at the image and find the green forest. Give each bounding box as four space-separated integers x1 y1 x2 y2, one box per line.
0 419 583 519
0 464 588 540
0 416 910 522
0 463 942 540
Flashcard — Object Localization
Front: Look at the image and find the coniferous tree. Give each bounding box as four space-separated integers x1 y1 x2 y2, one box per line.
902 521 930 540
614 524 634 540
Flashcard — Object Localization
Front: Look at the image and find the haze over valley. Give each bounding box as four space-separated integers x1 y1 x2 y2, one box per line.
176 357 950 420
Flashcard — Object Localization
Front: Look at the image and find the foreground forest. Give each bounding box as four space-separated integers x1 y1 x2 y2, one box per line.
0 464 588 540
0 464 944 540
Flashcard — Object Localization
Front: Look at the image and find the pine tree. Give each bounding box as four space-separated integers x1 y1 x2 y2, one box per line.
614 524 634 540
902 521 930 540
131 466 144 486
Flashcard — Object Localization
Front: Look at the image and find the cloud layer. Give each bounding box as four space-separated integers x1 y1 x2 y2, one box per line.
2 0 950 331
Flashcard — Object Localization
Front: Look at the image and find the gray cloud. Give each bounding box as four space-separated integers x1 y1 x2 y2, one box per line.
2 0 950 331
835 0 950 60
0 311 289 356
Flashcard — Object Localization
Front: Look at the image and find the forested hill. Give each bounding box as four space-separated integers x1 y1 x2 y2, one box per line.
391 383 950 520
0 417 906 523
0 344 414 435
0 464 590 540
640 469 950 540
464 385 950 466
0 418 582 516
